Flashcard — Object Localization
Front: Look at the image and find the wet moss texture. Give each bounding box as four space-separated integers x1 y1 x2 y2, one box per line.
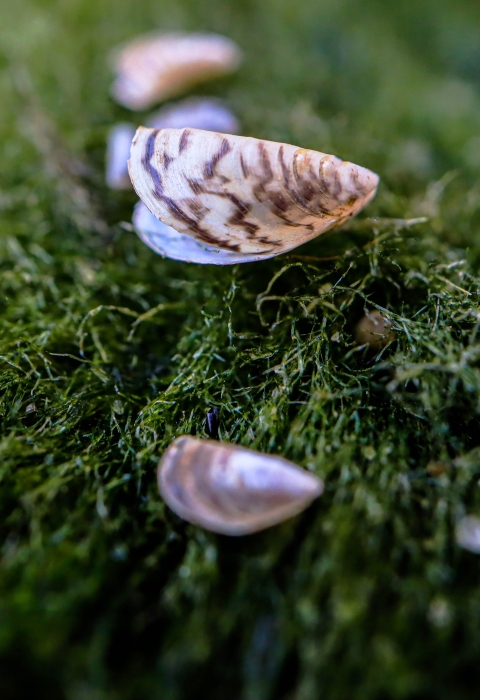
2 0 480 698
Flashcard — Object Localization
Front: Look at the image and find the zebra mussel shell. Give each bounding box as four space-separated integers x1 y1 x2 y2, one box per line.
129 127 379 261
158 436 324 536
111 32 242 111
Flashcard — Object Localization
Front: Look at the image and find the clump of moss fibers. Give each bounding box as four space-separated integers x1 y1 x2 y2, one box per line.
2 0 480 698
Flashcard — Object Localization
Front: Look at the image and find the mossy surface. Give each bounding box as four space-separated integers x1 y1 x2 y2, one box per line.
2 0 480 697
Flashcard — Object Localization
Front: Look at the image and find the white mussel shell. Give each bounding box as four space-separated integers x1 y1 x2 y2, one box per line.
147 97 239 135
106 123 136 189
133 201 273 264
158 436 324 536
456 515 480 554
129 127 380 258
111 32 242 111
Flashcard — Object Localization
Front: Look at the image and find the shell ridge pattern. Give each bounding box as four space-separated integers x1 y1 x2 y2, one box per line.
203 136 232 179
184 132 267 248
292 150 336 216
276 145 327 219
255 142 329 232
232 138 310 245
274 145 321 225
218 137 269 242
178 128 190 153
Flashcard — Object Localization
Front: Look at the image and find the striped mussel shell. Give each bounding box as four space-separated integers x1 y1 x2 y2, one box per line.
158 436 324 536
128 127 380 263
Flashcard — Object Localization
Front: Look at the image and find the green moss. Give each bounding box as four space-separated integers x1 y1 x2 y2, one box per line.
2 0 480 697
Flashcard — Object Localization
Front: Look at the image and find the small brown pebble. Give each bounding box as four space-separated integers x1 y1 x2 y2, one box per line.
426 461 449 476
354 309 396 349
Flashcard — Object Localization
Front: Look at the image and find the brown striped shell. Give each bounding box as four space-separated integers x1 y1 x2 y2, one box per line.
111 32 242 111
158 436 324 536
128 127 380 260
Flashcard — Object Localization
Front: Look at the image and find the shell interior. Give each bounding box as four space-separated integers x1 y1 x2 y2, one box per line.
133 201 275 264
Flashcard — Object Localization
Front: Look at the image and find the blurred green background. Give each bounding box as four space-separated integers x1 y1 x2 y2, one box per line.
2 0 480 698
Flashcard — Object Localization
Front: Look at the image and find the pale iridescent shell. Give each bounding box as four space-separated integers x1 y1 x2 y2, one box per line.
106 99 239 191
158 436 324 536
129 127 379 259
133 202 262 264
106 123 136 189
147 97 239 134
111 32 242 111
456 516 480 554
